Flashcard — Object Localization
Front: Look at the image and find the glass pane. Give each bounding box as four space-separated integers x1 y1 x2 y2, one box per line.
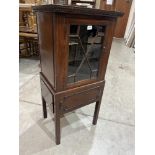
67 25 106 84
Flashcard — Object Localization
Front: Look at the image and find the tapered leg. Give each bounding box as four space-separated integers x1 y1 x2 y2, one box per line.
93 100 102 125
42 97 47 118
54 102 60 145
53 102 54 113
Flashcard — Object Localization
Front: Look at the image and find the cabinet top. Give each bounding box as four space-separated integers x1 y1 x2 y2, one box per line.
33 4 123 18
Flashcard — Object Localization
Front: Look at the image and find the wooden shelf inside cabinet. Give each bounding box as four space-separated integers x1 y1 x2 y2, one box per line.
33 4 123 145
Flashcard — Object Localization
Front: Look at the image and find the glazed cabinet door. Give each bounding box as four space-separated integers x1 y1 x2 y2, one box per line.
65 18 114 88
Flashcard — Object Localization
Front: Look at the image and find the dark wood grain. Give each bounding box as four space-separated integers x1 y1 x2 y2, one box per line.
35 4 123 145
33 4 123 18
37 12 55 88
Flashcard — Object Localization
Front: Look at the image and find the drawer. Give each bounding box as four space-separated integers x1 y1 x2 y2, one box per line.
60 86 102 113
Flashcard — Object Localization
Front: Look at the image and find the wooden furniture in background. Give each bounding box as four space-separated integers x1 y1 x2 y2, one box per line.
114 0 132 38
19 32 38 57
100 0 116 10
19 3 39 57
33 4 123 145
100 0 132 38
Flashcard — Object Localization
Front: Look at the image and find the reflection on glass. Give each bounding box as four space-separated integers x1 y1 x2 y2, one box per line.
67 25 106 84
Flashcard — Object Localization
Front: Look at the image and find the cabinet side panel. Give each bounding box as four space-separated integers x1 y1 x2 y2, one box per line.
37 12 55 88
53 14 68 91
98 20 117 80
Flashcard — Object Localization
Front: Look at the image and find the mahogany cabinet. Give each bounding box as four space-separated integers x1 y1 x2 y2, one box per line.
33 4 123 145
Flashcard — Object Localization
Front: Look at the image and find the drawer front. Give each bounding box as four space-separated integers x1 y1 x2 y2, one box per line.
40 80 54 112
60 86 102 113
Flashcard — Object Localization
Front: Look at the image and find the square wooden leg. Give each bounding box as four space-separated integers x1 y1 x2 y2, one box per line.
55 115 60 145
54 100 60 145
42 97 47 118
92 100 101 125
